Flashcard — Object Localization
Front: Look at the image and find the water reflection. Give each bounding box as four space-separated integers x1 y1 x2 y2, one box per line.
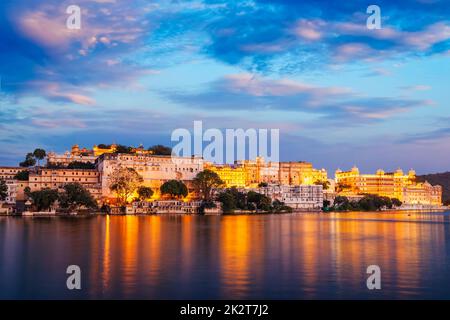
0 211 449 299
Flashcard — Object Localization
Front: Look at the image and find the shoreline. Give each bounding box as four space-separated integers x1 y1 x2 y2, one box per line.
2 207 449 217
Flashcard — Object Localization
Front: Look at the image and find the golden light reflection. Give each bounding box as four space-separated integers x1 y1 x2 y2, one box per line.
220 215 252 298
102 214 111 291
94 211 448 299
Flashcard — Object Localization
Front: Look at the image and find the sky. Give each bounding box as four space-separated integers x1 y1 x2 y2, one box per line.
0 0 449 174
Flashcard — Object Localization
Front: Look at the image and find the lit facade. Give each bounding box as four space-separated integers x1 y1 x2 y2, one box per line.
47 145 97 166
28 168 102 200
402 182 442 206
96 153 204 200
258 184 323 210
0 167 23 180
278 161 327 185
204 163 246 188
1 179 18 205
335 166 442 205
235 158 327 187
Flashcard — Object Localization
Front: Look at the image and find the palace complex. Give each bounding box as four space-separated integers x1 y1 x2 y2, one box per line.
0 145 444 211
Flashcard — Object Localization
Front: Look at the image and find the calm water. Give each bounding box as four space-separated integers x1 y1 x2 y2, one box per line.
1 211 450 299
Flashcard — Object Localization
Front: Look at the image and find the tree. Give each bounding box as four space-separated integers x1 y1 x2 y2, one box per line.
115 145 133 154
20 153 36 167
28 188 59 211
258 182 268 188
336 183 351 193
137 186 154 201
67 161 95 169
108 167 143 205
315 180 330 190
392 198 402 207
247 191 271 211
59 183 97 211
217 191 236 213
33 148 46 167
148 145 172 155
160 180 188 199
193 170 224 201
333 196 350 210
0 179 8 202
14 170 29 181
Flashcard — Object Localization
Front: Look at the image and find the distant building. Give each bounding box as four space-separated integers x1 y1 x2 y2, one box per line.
27 168 102 200
3 179 17 205
47 145 97 166
278 161 328 186
402 182 442 206
204 163 247 188
335 166 442 205
0 167 23 180
234 157 328 187
127 200 204 214
96 153 204 201
258 184 323 210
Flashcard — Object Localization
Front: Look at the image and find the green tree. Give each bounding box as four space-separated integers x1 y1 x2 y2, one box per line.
24 186 31 198
333 196 350 211
193 170 224 201
160 180 188 199
14 170 29 181
33 148 46 167
108 167 143 205
28 188 59 211
59 183 97 211
0 179 8 201
392 198 402 207
258 182 268 188
217 191 237 213
67 161 95 169
137 186 154 201
315 179 330 190
247 191 271 211
20 153 36 167
115 145 133 154
148 145 172 155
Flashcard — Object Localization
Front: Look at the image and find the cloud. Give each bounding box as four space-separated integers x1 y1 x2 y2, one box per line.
163 73 430 122
152 0 450 73
400 85 432 91
399 126 450 143
0 0 156 103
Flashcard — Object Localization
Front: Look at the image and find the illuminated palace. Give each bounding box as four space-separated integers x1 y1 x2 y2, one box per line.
335 166 442 205
96 153 204 201
207 157 328 188
47 144 154 166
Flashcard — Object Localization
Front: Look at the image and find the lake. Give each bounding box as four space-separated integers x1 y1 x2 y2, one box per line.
1 211 450 299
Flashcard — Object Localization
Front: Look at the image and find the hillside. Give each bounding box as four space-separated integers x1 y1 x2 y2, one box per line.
417 172 450 205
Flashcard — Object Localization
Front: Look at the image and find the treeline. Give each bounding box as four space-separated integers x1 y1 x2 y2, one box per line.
326 194 402 211
47 161 96 169
24 183 97 212
217 187 292 214
99 144 172 155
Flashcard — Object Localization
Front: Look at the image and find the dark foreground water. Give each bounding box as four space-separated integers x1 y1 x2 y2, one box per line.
1 211 450 299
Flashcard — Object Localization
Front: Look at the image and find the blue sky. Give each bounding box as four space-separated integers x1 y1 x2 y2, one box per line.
0 0 449 174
